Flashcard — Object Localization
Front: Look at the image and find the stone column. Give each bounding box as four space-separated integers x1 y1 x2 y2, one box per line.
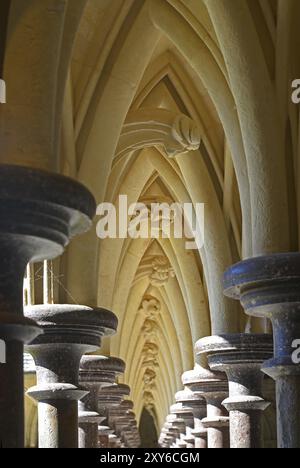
109 400 134 440
25 305 117 448
0 165 96 448
182 369 207 448
223 253 300 448
161 426 178 448
110 400 140 448
122 421 139 448
170 403 194 448
198 334 273 448
184 359 229 449
99 384 131 447
79 356 125 448
165 414 186 448
175 390 196 448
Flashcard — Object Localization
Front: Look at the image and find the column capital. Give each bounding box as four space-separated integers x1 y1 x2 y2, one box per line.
80 356 125 387
183 362 228 398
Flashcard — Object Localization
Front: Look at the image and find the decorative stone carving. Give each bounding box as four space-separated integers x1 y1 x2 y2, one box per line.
139 297 161 414
142 342 159 366
0 164 96 448
141 319 159 340
144 391 155 411
168 114 201 158
150 256 175 287
116 109 201 163
143 368 157 387
138 296 161 320
25 305 117 448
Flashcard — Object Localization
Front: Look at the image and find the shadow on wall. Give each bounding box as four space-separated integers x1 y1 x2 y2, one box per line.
139 408 159 449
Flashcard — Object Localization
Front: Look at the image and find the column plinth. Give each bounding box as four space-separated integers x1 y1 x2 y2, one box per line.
0 165 96 447
25 305 117 448
224 253 300 448
183 360 229 449
198 334 272 448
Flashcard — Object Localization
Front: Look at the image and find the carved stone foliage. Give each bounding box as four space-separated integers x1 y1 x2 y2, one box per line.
134 255 175 288
150 256 175 287
139 295 162 412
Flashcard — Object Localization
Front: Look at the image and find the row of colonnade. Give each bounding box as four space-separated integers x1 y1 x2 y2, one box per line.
160 253 300 449
0 165 140 449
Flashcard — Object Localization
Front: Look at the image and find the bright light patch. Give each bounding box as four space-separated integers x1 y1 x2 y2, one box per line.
0 79 6 104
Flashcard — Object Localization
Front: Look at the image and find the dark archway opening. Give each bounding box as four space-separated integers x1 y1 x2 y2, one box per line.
139 408 159 448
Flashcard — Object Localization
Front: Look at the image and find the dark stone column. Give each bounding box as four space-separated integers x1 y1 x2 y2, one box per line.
185 359 229 449
79 356 125 448
109 399 134 442
198 334 273 448
181 373 208 449
122 421 139 448
110 400 140 448
25 305 117 448
99 383 131 447
223 253 300 448
0 165 96 448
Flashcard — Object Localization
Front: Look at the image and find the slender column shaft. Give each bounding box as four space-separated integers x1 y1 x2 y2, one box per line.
203 394 229 449
0 250 41 447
